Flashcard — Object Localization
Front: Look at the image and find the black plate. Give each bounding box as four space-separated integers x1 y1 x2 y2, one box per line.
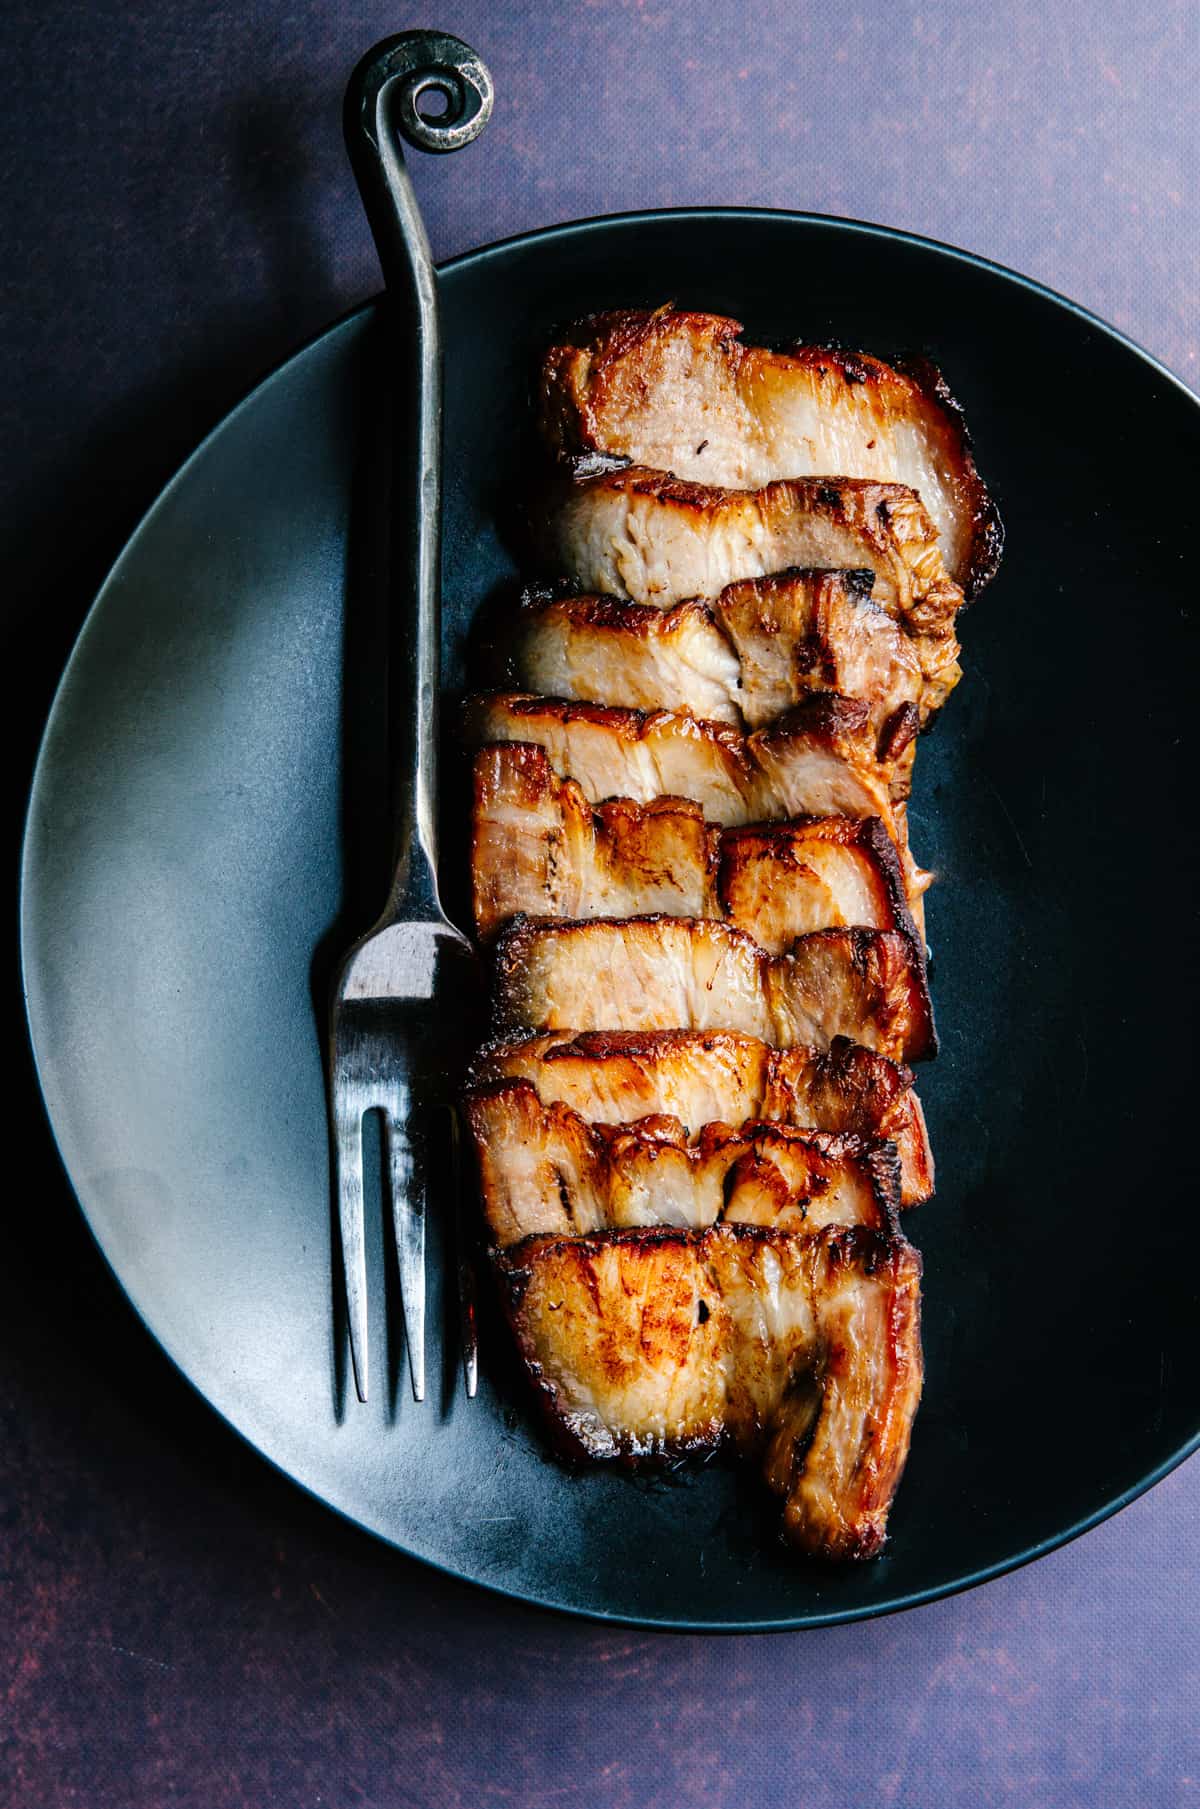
21 210 1200 1630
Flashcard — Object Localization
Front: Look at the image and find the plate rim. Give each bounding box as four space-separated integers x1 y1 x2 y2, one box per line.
20 204 1200 1632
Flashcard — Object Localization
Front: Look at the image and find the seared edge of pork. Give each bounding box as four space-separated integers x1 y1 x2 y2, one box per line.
471 741 924 947
508 568 948 737
491 915 936 1064
534 466 966 652
464 1076 902 1243
469 1028 933 1207
467 1028 933 1206
467 689 915 824
537 306 1001 596
495 1222 924 1558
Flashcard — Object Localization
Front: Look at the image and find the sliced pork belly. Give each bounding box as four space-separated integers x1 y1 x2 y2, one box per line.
471 745 709 938
469 1028 934 1206
715 819 917 956
468 692 906 828
712 569 946 733
465 1078 900 1244
511 589 745 725
492 916 935 1063
537 469 965 665
510 569 943 739
471 745 919 951
538 307 1001 594
496 1223 923 1558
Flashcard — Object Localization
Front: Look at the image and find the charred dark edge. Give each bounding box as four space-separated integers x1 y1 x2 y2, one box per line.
855 816 926 946
464 1080 902 1240
539 308 1000 599
812 1037 931 1204
465 688 751 754
858 1138 904 1234
890 1083 935 1209
896 353 1005 599
468 1025 925 1104
499 1219 910 1274
879 702 920 764
803 925 937 1066
771 690 875 743
824 1032 914 1096
473 685 885 765
492 1223 921 1479
556 464 917 516
517 590 700 633
461 1072 543 1112
476 750 909 942
466 1023 768 1083
490 1244 724 1467
781 1229 924 1560
491 915 937 1061
519 565 880 614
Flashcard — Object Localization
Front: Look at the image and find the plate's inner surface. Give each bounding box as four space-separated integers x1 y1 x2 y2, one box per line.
22 214 1200 1627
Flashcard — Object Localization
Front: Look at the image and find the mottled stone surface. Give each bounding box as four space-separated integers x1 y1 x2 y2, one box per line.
3 3 1198 1803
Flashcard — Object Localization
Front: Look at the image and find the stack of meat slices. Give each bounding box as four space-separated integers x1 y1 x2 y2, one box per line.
462 307 1001 1561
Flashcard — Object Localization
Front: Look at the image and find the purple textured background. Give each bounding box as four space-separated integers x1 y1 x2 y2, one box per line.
4 3 1198 1804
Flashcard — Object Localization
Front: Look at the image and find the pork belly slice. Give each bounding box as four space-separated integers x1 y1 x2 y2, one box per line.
538 307 1001 595
716 818 918 957
471 744 710 939
471 744 919 952
492 916 935 1064
465 1078 900 1244
712 568 948 733
469 1028 934 1206
511 569 944 738
536 466 965 665
468 690 912 829
496 1223 923 1558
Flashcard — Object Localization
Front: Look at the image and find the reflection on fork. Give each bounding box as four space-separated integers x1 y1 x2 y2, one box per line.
331 929 481 1403
329 30 493 1405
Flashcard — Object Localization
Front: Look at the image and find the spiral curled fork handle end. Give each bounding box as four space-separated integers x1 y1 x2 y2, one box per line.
347 29 494 157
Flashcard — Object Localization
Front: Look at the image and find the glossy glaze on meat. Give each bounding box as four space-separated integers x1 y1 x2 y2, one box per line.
496 1223 923 1558
538 307 1001 594
469 1029 934 1207
471 744 920 950
468 692 919 840
465 1078 901 1243
509 569 949 737
537 468 965 658
492 915 935 1063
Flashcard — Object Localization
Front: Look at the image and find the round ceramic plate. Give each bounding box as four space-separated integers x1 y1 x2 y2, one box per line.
21 210 1200 1629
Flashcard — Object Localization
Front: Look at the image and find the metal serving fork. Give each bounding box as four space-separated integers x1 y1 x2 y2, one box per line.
330 31 493 1405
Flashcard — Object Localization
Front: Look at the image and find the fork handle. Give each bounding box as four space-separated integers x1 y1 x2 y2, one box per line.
344 33 494 920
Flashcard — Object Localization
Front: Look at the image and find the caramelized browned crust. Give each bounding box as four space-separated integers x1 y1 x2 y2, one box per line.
468 1028 933 1208
538 306 1001 596
471 744 710 940
492 915 936 1064
712 569 947 736
495 1222 923 1558
464 1077 901 1244
510 569 947 738
716 817 919 956
471 742 923 947
467 691 919 840
537 468 966 662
